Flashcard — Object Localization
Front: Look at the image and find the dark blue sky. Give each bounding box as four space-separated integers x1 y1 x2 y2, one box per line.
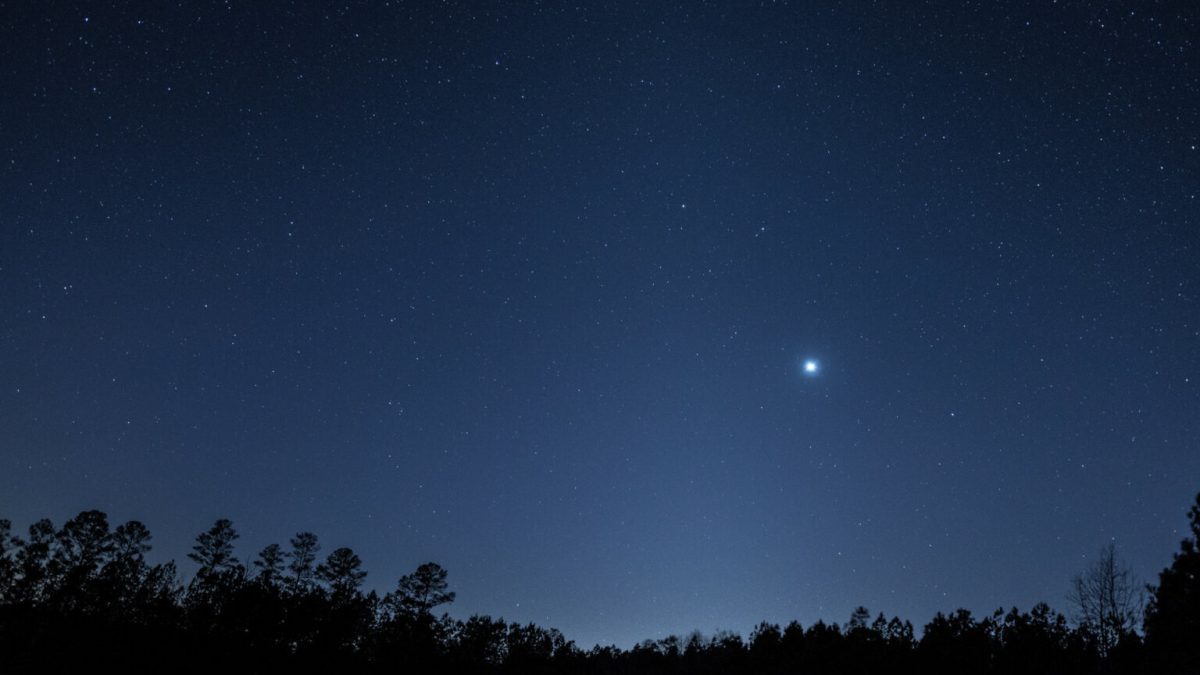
2 0 1197 649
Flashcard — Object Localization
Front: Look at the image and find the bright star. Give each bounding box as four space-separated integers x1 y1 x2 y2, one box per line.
803 359 819 374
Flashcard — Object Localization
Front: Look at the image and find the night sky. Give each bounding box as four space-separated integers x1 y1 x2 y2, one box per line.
2 0 1198 650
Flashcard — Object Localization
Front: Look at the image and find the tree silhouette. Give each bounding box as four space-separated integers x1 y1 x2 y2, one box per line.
53 511 111 576
5 495 1200 674
1068 542 1143 658
389 561 455 617
748 620 782 671
371 562 457 670
506 621 572 670
317 547 367 599
110 521 152 563
287 532 321 591
1144 491 1200 673
185 516 246 636
43 509 113 613
253 543 286 587
11 518 55 603
102 520 154 607
187 518 241 577
919 609 992 674
453 614 509 666
0 519 15 601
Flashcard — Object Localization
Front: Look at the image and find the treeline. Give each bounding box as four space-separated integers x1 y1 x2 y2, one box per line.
1 491 1197 674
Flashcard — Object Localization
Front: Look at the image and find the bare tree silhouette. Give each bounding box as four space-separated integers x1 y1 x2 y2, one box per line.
1068 542 1143 657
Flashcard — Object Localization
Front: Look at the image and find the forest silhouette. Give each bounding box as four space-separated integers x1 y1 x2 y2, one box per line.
1 491 1197 674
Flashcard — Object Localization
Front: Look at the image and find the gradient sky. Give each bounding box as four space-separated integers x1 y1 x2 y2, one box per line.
2 0 1198 650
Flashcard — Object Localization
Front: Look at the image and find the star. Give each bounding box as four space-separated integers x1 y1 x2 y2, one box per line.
803 359 819 375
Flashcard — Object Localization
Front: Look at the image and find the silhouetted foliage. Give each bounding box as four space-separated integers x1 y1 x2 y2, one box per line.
253 542 286 587
388 561 455 617
0 519 16 603
371 562 458 671
3 495 1199 673
1144 491 1200 673
318 547 367 599
188 518 242 578
287 532 321 592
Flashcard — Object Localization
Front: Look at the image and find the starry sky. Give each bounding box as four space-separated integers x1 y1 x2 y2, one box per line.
2 0 1198 650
